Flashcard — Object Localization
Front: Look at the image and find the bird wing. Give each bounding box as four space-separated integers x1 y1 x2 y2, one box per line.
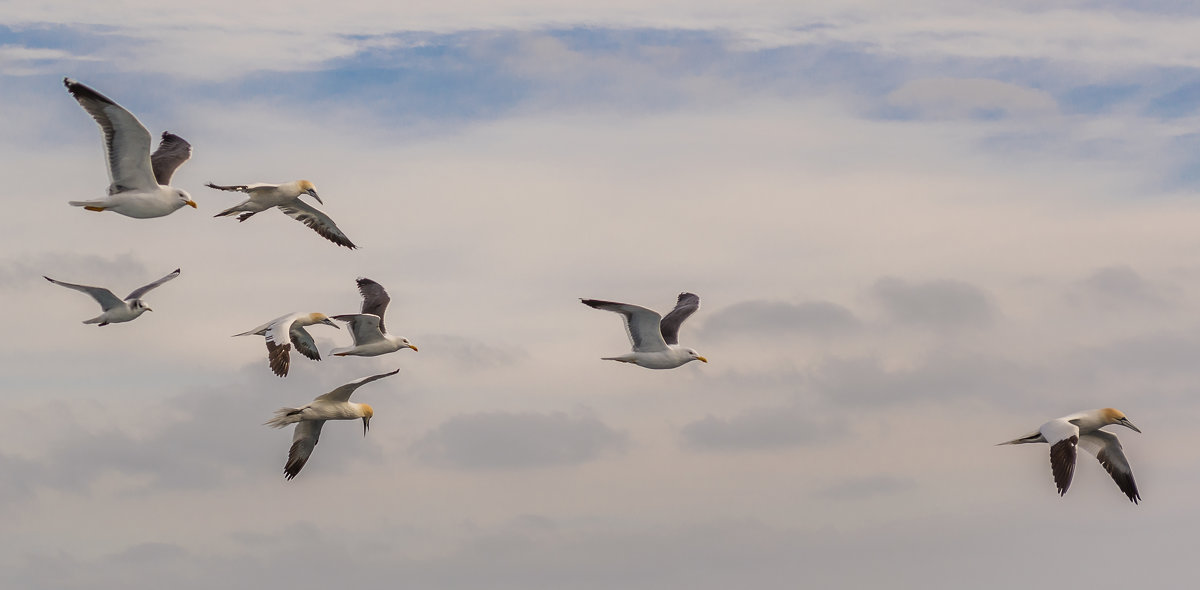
1040 418 1080 497
659 292 700 345
315 368 400 403
44 276 123 310
264 315 300 377
124 268 181 300
284 419 325 480
1079 430 1140 503
289 325 322 361
63 78 158 193
580 299 668 352
355 278 391 332
149 132 191 185
332 314 386 346
278 200 357 249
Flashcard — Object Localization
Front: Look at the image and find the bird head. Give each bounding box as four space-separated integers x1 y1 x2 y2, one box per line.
308 313 340 329
402 337 418 352
298 180 322 204
687 348 708 363
1103 408 1141 433
131 299 152 313
361 403 374 435
176 189 197 209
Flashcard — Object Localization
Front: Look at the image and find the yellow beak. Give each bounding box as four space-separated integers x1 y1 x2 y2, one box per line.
409 345 419 352
697 356 708 363
185 200 198 208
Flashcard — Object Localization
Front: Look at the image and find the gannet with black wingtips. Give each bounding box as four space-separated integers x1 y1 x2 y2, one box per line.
581 292 707 369
234 312 340 377
999 408 1142 503
265 368 399 480
207 180 356 249
331 277 417 357
63 78 197 218
45 268 180 326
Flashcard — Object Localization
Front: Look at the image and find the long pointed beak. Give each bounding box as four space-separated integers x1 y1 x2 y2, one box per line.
307 189 323 205
409 345 419 352
697 356 708 363
185 200 198 209
145 307 154 312
323 319 341 329
363 417 370 436
1122 418 1142 433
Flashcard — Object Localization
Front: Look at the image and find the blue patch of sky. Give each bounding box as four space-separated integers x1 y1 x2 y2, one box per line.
1143 77 1200 118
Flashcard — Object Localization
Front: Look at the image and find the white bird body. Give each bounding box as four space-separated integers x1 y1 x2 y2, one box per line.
208 180 357 249
63 78 197 218
1000 408 1142 503
581 293 707 369
264 369 399 480
235 312 339 377
45 268 181 326
331 278 417 357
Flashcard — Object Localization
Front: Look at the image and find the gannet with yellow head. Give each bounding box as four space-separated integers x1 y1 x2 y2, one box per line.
234 312 340 377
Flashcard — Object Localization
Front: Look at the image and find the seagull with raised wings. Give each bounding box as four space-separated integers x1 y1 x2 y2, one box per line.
207 180 356 249
999 408 1142 503
45 268 181 326
63 78 197 218
265 368 399 480
234 312 340 377
331 278 417 357
581 292 707 369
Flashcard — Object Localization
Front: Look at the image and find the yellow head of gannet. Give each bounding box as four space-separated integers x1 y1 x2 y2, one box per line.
297 179 321 204
360 403 374 435
303 312 340 329
1101 408 1142 432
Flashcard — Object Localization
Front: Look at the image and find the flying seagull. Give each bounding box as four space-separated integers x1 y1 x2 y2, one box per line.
234 312 340 377
999 408 1142 503
331 278 417 357
45 268 181 326
265 368 399 480
207 181 356 249
581 292 707 369
63 78 197 218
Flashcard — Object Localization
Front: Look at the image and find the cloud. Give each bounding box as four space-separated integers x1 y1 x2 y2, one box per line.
411 410 627 469
701 299 858 339
1066 265 1168 310
811 474 915 500
680 406 846 451
0 251 148 289
869 277 995 329
887 78 1057 119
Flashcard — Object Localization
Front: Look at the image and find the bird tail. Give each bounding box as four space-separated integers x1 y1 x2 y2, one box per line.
265 407 303 428
68 200 106 208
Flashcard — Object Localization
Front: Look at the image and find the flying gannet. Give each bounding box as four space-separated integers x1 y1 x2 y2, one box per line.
581 292 708 369
235 312 340 377
265 368 399 480
999 408 1142 503
45 268 181 326
63 78 197 218
207 181 356 249
331 277 417 357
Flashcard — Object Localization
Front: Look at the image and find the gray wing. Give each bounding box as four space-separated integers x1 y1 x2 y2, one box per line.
289 325 322 362
124 268 180 300
314 368 400 403
63 78 158 193
1079 430 1140 503
355 277 390 332
580 299 669 352
278 200 357 249
150 132 191 185
284 419 324 480
332 314 386 346
659 292 700 345
45 276 123 310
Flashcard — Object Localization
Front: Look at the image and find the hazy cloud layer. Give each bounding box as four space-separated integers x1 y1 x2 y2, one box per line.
701 299 859 339
870 277 995 329
411 410 627 469
681 406 846 451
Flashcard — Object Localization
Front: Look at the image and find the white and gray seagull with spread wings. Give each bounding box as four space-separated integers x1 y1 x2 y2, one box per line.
581 292 707 369
331 278 417 357
207 180 356 249
45 268 181 326
999 408 1142 504
234 312 340 377
265 368 399 480
63 78 197 218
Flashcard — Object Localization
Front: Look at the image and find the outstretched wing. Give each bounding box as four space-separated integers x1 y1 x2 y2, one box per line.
124 268 181 300
1040 418 1080 497
150 132 191 185
315 368 400 403
581 299 668 352
289 325 322 362
659 292 700 346
45 276 123 310
264 316 299 377
284 419 325 480
355 278 391 332
63 78 157 193
278 200 357 249
332 314 386 347
1079 430 1140 504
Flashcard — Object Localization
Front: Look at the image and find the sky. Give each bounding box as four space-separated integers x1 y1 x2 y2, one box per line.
3 1 1200 587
